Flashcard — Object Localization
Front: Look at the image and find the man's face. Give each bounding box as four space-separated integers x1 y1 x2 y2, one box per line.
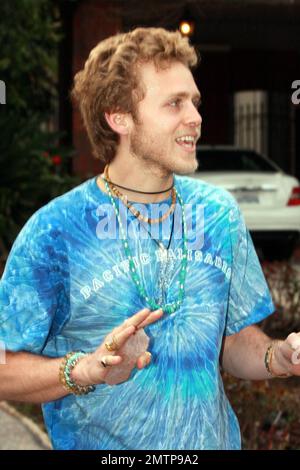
128 61 202 175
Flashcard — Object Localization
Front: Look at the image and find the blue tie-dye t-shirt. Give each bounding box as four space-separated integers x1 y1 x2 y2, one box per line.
0 175 274 450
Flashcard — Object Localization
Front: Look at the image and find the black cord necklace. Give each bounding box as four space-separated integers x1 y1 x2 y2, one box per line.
138 209 175 251
104 177 174 195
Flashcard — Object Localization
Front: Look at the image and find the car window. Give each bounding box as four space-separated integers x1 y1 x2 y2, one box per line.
196 150 278 172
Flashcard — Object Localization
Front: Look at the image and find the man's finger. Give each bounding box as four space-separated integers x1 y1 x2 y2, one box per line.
102 325 136 354
136 309 163 330
98 355 123 368
291 348 300 365
136 351 152 370
114 307 151 334
287 332 300 350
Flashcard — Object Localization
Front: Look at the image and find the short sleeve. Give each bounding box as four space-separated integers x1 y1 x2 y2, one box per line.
0 209 69 354
225 200 275 336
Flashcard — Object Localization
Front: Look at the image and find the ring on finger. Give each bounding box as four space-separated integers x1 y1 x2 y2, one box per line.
101 357 109 368
105 335 120 352
132 325 138 334
145 351 152 361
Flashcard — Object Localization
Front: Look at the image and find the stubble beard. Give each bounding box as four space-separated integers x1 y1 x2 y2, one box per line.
129 127 199 177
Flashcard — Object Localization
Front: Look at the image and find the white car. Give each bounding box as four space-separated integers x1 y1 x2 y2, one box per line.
191 145 300 258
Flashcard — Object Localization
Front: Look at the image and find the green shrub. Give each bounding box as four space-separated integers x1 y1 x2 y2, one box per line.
0 0 79 261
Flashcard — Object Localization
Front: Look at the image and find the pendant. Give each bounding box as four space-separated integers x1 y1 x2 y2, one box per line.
156 245 175 306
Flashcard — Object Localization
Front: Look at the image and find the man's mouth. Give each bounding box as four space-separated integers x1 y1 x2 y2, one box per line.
175 135 197 151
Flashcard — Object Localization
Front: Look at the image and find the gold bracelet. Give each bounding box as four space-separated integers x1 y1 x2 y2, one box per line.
264 341 291 379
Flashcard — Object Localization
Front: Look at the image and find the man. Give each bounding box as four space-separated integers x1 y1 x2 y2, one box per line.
0 27 300 450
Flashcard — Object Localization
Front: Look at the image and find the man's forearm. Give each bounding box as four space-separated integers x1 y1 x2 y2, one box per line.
221 325 287 380
0 351 69 403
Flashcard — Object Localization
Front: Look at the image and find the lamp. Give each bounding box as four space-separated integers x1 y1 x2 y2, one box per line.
179 5 195 37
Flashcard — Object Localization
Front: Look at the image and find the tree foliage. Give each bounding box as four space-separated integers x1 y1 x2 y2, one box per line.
0 0 78 259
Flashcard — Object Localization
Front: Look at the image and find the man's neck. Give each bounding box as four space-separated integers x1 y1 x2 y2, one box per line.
97 158 174 204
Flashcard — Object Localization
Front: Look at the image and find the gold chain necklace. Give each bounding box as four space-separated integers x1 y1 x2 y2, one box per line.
103 165 176 224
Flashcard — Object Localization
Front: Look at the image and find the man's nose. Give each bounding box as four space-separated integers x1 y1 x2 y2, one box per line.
185 103 202 128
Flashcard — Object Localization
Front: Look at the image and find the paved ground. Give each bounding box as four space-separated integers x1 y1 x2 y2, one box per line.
0 402 51 450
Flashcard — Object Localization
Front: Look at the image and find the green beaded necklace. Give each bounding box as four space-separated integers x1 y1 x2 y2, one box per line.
104 179 188 314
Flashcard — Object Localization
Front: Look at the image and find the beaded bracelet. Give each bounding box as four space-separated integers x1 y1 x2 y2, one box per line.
264 341 291 379
59 351 96 395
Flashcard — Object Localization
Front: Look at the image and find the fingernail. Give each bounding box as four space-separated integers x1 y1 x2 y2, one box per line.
154 308 163 315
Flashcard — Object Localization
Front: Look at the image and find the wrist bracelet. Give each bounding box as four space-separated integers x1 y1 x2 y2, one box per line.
59 351 95 395
264 341 291 379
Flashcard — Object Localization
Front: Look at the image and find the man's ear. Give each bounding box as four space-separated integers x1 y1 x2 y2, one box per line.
104 112 130 135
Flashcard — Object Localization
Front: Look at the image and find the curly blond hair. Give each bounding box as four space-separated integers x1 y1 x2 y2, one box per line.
71 27 198 164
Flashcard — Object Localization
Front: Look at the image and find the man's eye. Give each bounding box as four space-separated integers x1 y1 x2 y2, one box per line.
169 99 181 107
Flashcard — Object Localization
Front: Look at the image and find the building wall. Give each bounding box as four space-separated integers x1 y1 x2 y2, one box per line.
72 0 121 177
195 48 231 145
198 46 300 174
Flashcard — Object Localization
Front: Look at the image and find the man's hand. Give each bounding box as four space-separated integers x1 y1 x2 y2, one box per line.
272 332 300 376
71 307 163 386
